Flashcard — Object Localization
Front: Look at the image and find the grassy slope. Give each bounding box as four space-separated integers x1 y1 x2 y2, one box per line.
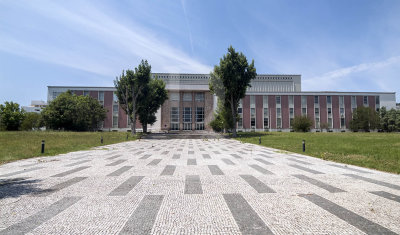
234 132 400 174
0 131 135 164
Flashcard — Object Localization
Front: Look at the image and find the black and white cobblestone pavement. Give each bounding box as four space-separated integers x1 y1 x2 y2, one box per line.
1 139 399 234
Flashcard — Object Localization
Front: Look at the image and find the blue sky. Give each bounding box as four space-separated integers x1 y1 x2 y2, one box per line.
1 0 400 105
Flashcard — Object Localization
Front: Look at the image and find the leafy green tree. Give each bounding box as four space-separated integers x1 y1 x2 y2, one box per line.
42 91 106 131
114 60 151 135
137 77 168 133
21 112 43 131
0 101 25 131
292 115 313 132
380 107 400 132
349 106 380 132
379 107 388 131
209 46 257 137
209 99 238 132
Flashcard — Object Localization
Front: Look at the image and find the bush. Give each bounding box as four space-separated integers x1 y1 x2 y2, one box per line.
350 106 380 132
21 113 43 131
0 101 25 131
292 115 313 132
209 113 224 132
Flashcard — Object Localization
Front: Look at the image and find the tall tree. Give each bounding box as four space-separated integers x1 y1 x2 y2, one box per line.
209 46 256 137
137 77 168 133
114 60 151 135
0 101 25 131
349 106 380 131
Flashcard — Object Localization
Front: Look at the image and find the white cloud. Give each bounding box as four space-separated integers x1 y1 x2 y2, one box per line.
0 1 212 77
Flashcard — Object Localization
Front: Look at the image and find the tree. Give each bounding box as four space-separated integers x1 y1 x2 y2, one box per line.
137 77 168 133
114 60 151 135
0 101 25 131
349 106 380 132
379 107 400 132
292 115 313 132
209 46 257 137
21 112 43 131
42 91 106 131
209 99 237 132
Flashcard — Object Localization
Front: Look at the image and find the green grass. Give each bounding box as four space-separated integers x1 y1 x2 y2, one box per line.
234 132 400 174
0 131 136 164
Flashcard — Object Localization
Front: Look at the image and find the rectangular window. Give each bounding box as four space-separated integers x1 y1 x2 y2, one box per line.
375 96 380 105
339 96 344 106
112 116 118 128
289 95 294 106
83 90 89 96
195 107 204 123
290 118 294 127
195 92 204 102
251 108 256 128
341 118 345 129
277 118 282 129
328 108 332 116
113 104 119 113
276 96 281 105
238 108 242 114
170 93 179 101
314 96 319 104
363 96 368 105
340 108 345 117
98 91 104 106
289 108 294 117
183 107 192 123
351 96 356 107
52 91 62 100
276 108 281 117
302 108 307 116
315 108 319 116
327 96 332 104
170 107 179 130
250 96 255 106
183 93 192 101
301 96 307 106
263 96 268 107
328 118 333 128
315 118 320 129
113 93 118 103
263 108 269 129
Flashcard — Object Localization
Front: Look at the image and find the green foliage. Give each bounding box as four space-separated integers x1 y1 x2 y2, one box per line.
114 60 152 135
41 91 106 131
21 112 43 131
379 107 400 132
209 46 257 137
137 77 168 133
209 100 238 132
292 115 313 132
0 101 25 131
349 106 380 132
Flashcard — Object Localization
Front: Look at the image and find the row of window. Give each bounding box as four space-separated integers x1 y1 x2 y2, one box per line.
170 107 204 130
170 92 205 102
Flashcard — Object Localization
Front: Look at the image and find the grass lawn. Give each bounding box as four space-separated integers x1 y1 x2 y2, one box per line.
0 131 136 164
234 132 400 174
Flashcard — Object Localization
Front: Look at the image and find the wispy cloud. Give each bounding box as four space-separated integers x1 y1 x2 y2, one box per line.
180 0 194 55
0 1 211 77
303 56 400 91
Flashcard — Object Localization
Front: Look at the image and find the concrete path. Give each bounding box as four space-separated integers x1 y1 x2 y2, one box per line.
0 139 399 234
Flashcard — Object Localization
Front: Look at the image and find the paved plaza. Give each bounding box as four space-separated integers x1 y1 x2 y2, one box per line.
0 138 400 234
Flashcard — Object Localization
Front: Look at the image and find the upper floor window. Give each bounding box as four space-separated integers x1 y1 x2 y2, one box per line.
113 93 118 103
289 95 294 106
301 96 307 106
363 96 368 105
195 92 204 102
327 96 332 105
351 96 356 107
83 90 89 96
170 92 179 101
183 93 192 101
276 96 281 105
314 96 319 104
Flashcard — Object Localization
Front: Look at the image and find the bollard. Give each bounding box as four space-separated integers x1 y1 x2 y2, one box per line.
101 136 103 144
41 140 45 154
259 136 261 144
126 134 129 140
302 140 305 152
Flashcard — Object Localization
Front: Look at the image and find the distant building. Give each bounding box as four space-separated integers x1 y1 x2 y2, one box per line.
48 73 396 132
22 100 47 113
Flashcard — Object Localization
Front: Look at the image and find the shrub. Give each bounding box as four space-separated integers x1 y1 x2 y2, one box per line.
292 115 313 132
21 112 43 131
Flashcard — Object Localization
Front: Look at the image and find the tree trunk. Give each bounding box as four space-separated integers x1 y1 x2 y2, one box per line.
230 96 237 137
142 123 147 133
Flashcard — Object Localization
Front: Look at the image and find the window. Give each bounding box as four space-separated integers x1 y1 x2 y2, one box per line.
276 96 281 105
341 118 345 128
98 91 104 106
52 91 63 100
277 118 282 129
339 96 344 106
314 96 319 104
83 91 89 96
351 96 356 107
238 108 242 114
328 118 333 128
170 107 179 130
183 93 192 101
263 108 269 129
375 96 380 105
289 108 294 117
112 116 118 128
183 107 192 123
112 103 119 128
170 93 179 101
289 96 294 106
363 96 368 106
263 96 268 107
315 118 320 129
195 93 204 102
195 107 204 123
315 108 319 116
250 96 255 106
276 108 281 116
327 96 332 104
113 104 119 113
328 108 332 116
301 96 307 106
302 108 307 116
251 108 256 129
340 108 345 117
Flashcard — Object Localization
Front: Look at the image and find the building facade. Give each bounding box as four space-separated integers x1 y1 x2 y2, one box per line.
48 73 396 132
